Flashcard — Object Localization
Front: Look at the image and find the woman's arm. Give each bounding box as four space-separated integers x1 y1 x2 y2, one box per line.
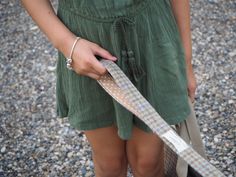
170 0 197 102
21 0 76 58
21 0 117 80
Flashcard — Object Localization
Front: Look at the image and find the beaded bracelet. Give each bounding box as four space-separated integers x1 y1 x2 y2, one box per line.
66 37 81 70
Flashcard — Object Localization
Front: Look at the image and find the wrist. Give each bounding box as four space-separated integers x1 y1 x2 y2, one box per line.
54 32 77 58
66 37 81 70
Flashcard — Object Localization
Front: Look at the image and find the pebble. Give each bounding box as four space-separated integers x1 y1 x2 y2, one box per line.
1 146 6 153
85 171 93 177
229 50 236 57
30 26 38 31
67 152 74 158
47 65 56 72
0 0 235 176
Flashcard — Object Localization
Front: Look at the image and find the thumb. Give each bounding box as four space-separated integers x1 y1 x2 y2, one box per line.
92 45 117 61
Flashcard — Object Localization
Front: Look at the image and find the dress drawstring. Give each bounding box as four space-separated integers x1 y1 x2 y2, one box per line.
110 16 145 82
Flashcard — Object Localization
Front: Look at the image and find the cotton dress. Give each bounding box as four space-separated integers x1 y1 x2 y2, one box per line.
56 0 191 140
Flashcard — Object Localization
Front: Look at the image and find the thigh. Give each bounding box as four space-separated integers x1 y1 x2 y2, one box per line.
127 126 164 156
126 126 164 169
84 125 126 161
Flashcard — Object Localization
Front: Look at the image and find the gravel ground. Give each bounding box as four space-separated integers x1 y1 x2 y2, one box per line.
0 0 235 176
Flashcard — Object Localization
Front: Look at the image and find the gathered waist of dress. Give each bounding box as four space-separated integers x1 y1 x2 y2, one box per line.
58 0 154 21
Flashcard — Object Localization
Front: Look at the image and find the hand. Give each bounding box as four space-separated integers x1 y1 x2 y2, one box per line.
20 0 117 80
186 64 197 103
70 38 117 80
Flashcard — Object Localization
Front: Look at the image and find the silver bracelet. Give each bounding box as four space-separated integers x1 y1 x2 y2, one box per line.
66 37 81 70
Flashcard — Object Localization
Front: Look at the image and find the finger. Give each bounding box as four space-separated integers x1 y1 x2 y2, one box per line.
92 45 117 61
190 94 195 103
188 90 195 103
86 72 101 80
90 56 108 75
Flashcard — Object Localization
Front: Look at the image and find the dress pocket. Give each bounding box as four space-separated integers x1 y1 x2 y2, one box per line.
154 41 180 78
146 40 187 94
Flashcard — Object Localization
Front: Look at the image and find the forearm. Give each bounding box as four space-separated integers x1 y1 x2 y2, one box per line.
170 0 192 67
21 0 76 58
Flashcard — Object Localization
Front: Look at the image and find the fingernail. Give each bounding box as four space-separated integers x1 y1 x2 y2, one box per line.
112 56 117 60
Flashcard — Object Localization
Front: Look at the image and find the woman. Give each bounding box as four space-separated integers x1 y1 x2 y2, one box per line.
21 0 196 176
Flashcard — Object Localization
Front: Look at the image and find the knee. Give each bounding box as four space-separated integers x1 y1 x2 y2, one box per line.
134 156 164 177
95 154 127 177
97 160 124 175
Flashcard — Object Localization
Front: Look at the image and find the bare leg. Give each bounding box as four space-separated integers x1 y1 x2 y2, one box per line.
126 126 164 177
84 125 128 177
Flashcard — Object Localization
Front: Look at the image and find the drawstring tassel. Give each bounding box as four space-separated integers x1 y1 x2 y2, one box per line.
127 50 146 82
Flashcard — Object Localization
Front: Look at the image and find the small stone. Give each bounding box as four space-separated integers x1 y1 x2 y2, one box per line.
1 146 6 153
85 171 93 177
67 152 74 158
226 159 234 165
208 0 219 3
214 137 219 143
30 26 38 30
47 66 56 72
229 50 236 57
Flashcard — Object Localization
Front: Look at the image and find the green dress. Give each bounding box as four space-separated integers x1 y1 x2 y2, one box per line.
56 0 191 140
